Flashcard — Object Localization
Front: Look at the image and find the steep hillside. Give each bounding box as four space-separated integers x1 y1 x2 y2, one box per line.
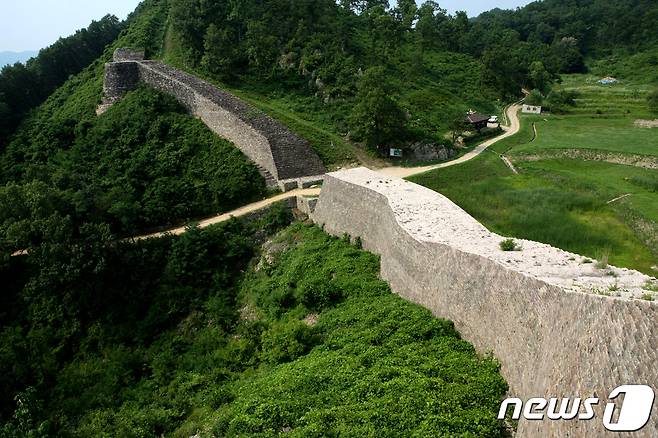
0 0 271 243
160 0 502 165
0 218 507 436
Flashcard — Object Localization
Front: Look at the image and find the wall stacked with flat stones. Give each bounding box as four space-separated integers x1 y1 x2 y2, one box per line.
103 62 140 105
101 49 325 189
310 167 658 437
113 48 145 62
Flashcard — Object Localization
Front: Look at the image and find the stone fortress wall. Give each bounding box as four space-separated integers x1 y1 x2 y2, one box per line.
306 167 658 438
104 48 658 436
101 49 325 190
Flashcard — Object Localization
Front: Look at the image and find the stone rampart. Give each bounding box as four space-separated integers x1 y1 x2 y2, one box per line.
113 48 145 62
310 167 658 437
100 49 325 190
103 62 140 104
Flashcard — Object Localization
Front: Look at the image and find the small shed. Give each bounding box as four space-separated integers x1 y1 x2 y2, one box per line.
522 104 542 114
465 112 490 131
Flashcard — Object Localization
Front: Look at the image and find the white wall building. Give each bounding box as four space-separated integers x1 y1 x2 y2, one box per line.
522 104 542 114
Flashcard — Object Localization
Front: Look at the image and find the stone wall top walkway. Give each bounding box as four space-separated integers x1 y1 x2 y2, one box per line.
324 168 653 299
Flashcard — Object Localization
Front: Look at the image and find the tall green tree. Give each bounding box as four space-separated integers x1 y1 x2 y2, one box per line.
529 61 554 94
416 2 448 51
350 67 406 150
394 0 418 31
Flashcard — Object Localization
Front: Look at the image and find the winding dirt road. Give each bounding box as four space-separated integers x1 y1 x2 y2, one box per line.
132 105 522 240
132 187 322 241
378 104 521 178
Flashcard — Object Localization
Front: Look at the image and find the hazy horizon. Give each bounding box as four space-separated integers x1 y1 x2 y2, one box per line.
0 0 535 53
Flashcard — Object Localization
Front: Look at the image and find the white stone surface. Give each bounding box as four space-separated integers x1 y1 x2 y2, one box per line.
336 167 656 300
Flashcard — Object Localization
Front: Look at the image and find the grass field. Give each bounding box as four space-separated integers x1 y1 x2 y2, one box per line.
411 68 658 275
512 75 658 157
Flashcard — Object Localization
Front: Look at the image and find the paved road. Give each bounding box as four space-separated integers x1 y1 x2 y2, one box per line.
132 105 521 239
377 104 521 178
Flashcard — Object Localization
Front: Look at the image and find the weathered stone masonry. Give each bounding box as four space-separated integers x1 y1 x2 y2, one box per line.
104 48 658 436
101 49 325 190
307 167 658 438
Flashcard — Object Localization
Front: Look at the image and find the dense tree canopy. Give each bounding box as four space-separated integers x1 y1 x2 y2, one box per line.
0 87 266 243
0 15 122 146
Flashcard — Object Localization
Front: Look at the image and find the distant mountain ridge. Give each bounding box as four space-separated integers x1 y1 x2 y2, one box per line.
0 50 38 67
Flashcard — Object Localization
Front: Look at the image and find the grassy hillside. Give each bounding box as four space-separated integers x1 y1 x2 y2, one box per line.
170 57 499 167
159 0 503 167
221 51 498 168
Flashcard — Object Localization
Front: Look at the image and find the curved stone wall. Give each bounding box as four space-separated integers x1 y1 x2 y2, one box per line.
310 167 658 437
101 49 325 189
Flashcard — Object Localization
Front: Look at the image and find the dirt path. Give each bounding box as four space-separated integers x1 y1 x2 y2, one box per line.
132 187 321 241
376 104 521 178
500 154 519 174
131 105 522 240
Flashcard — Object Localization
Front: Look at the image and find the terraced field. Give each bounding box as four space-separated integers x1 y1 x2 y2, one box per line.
513 75 658 157
411 73 658 275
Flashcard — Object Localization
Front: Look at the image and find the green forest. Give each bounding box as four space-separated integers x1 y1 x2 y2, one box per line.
1 0 657 435
0 16 123 146
1 217 507 437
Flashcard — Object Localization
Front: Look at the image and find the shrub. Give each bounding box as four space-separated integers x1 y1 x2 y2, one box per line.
545 89 578 113
595 248 610 269
644 281 658 292
296 276 342 311
525 89 544 106
260 319 315 364
647 89 658 114
499 238 521 251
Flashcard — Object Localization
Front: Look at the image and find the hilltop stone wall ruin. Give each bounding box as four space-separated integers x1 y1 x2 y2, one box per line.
101 49 325 190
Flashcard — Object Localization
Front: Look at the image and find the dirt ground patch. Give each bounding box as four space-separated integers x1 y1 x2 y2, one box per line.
634 119 658 128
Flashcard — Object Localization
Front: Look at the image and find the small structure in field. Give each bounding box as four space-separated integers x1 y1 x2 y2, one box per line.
465 111 490 131
389 148 403 158
522 104 542 114
598 76 618 85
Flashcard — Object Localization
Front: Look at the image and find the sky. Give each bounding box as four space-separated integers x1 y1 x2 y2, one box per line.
418 0 533 16
0 0 141 52
0 0 535 52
